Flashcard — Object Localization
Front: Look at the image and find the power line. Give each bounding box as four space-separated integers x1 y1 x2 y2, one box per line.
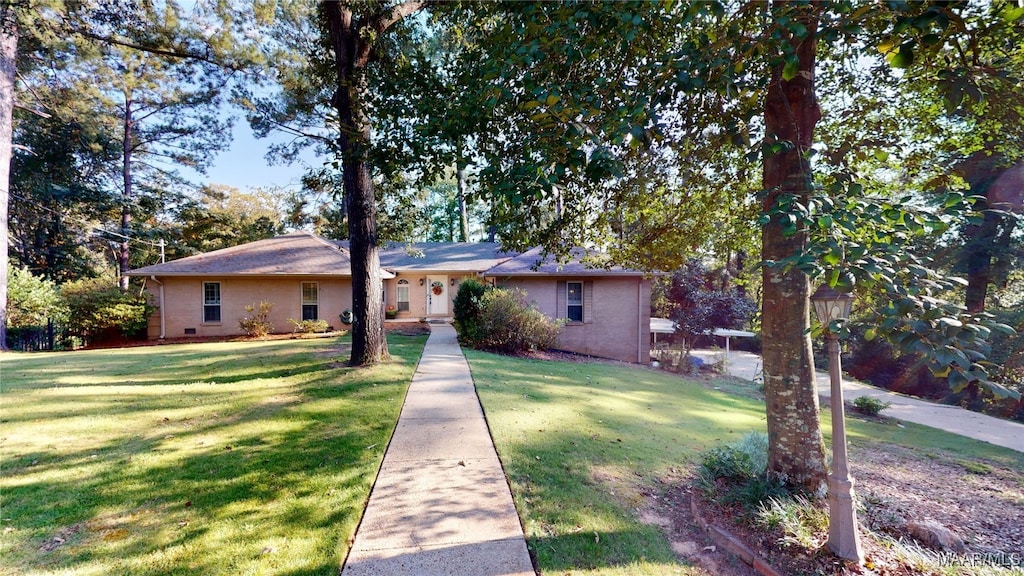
9 192 168 249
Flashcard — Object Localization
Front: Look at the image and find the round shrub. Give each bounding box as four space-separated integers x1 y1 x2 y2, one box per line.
462 287 562 354
453 278 489 344
240 301 274 337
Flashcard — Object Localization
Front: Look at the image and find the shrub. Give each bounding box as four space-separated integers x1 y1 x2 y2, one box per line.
288 318 329 334
7 264 67 327
239 301 274 337
853 395 892 416
61 278 154 344
756 495 829 549
473 288 562 354
697 431 786 515
453 278 489 344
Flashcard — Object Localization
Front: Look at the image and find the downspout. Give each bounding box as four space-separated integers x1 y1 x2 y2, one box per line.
637 278 643 364
150 276 165 339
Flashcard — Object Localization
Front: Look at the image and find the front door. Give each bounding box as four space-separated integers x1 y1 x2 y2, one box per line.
426 275 448 316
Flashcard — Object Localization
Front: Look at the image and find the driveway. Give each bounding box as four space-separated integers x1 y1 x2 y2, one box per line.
690 348 1024 454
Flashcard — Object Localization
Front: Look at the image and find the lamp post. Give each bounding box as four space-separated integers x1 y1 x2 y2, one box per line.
810 284 864 564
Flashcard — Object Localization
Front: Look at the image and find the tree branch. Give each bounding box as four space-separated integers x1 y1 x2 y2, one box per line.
370 0 426 34
13 103 51 118
74 30 245 72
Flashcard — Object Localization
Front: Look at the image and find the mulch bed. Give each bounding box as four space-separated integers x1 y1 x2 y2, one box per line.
645 441 1024 575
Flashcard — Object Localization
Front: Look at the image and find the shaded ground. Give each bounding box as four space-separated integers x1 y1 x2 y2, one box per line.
84 322 431 350
645 441 1024 575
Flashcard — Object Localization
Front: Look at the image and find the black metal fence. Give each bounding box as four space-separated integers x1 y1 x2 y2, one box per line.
5 321 73 351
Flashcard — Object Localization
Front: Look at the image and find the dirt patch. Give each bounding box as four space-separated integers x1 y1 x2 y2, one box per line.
638 477 760 576
384 322 431 336
39 523 83 552
646 443 1024 575
853 443 1024 556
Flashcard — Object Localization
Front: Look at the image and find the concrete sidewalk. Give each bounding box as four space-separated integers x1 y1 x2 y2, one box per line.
342 324 535 576
691 348 1024 453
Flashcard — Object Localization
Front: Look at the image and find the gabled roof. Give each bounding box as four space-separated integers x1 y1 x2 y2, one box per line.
335 241 516 273
129 231 360 277
129 232 643 279
484 246 646 277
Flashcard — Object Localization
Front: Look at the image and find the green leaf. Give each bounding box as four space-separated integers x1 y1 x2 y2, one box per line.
782 56 800 81
890 43 915 68
864 327 877 341
1000 5 1024 23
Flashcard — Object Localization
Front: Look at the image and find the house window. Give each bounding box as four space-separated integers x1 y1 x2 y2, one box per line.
567 281 584 322
301 282 318 321
203 282 221 323
558 280 592 324
396 279 410 312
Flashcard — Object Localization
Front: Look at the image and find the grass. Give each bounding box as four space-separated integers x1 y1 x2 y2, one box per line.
0 334 426 576
467 351 767 575
466 349 1024 576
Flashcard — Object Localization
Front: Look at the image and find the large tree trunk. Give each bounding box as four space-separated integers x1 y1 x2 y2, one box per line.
323 3 388 365
760 3 827 494
119 97 133 290
963 208 996 314
958 152 1004 314
0 6 16 351
456 151 469 242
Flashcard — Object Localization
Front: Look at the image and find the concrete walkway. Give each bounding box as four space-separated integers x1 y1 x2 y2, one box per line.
691 349 1024 453
342 324 535 576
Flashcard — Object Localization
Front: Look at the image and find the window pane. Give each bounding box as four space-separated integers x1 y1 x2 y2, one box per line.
204 305 221 323
567 281 583 321
302 283 318 304
203 283 221 323
396 280 410 312
204 282 220 305
567 282 583 305
302 304 318 321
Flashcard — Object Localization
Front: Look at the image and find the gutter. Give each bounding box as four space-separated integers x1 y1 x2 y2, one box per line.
149 276 166 339
637 278 643 364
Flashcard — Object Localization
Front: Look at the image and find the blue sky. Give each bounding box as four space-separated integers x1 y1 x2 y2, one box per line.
195 123 319 192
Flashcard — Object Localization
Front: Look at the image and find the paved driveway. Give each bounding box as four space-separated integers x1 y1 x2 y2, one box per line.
690 349 1024 454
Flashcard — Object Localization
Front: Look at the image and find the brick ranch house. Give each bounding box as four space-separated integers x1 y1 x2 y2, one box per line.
129 231 653 363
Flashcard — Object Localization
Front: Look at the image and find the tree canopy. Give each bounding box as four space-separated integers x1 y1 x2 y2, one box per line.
4 0 1021 492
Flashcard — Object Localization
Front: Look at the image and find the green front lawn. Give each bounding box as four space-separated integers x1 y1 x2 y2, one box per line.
0 334 426 576
467 350 1024 576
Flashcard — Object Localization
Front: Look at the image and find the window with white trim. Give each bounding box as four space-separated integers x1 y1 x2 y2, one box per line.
301 282 319 321
566 281 584 322
203 282 221 323
396 279 410 311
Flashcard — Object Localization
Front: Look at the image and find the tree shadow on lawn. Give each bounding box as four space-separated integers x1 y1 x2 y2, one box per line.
1 357 412 575
3 339 351 392
525 527 695 572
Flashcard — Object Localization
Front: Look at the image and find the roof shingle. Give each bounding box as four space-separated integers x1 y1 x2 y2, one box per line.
128 231 356 276
484 246 646 277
